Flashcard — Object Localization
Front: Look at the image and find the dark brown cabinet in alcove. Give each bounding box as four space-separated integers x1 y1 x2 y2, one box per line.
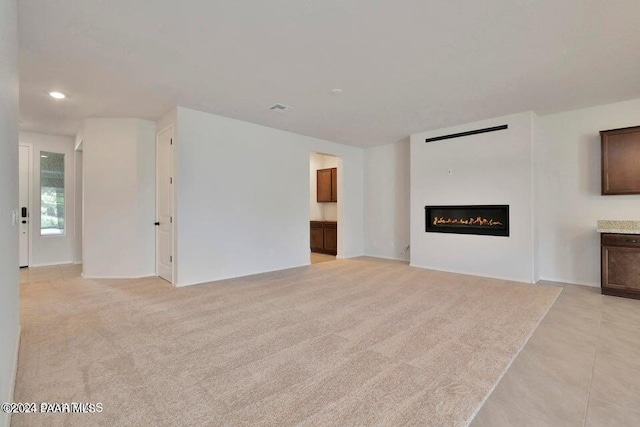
601 126 640 195
310 221 324 252
317 168 337 202
310 221 337 255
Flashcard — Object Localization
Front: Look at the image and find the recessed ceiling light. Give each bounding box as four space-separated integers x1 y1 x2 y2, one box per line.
41 155 48 158
49 91 66 99
331 88 343 95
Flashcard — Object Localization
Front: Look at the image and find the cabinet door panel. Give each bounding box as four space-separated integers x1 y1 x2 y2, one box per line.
331 167 338 202
603 246 640 291
324 227 337 255
602 127 640 195
310 227 324 252
317 169 332 202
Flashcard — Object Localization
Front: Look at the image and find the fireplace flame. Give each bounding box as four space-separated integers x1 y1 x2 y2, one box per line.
433 216 503 227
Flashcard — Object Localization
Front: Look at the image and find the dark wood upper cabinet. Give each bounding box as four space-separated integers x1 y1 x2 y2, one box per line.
601 126 640 195
317 167 337 202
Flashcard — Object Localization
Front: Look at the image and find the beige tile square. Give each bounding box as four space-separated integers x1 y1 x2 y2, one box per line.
512 339 594 391
586 397 640 427
310 252 336 264
472 398 561 427
601 295 640 325
490 345 589 426
530 314 599 357
597 321 640 359
548 294 601 322
590 348 640 411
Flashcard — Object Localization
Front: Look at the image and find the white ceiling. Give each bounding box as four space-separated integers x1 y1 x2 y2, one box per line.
18 0 640 147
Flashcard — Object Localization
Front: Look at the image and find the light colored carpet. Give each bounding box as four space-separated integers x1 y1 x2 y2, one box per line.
14 258 560 426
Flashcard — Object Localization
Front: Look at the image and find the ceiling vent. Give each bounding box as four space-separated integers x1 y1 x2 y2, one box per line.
269 103 293 112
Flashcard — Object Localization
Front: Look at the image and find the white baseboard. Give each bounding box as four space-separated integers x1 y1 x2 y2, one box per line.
3 325 21 427
536 277 600 288
361 254 410 262
29 260 74 268
338 252 365 260
81 273 156 280
409 262 534 284
176 262 311 287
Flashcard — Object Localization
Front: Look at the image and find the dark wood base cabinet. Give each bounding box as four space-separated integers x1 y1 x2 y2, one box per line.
311 221 337 255
601 233 640 300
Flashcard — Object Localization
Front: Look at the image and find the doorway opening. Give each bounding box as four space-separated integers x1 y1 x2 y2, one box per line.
309 152 340 264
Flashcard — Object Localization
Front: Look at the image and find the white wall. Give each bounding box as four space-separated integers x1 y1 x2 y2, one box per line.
364 139 411 261
536 98 640 286
18 132 76 266
174 107 364 286
0 0 20 425
410 112 535 283
82 118 156 278
309 152 339 222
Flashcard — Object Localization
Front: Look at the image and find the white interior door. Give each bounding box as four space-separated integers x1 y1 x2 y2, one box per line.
156 127 173 283
19 145 31 267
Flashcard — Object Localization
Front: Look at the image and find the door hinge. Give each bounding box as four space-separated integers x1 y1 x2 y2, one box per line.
170 255 173 262
170 177 173 184
170 216 173 224
170 138 173 145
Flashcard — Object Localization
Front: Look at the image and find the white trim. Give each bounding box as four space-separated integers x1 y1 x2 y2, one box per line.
175 262 311 287
338 252 365 260
29 260 74 268
81 273 156 280
361 253 410 262
4 325 21 427
536 277 600 288
409 262 534 284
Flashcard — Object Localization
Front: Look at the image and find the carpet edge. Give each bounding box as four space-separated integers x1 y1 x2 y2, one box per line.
463 286 563 426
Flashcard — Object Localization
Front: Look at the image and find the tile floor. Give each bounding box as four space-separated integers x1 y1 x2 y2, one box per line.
20 263 83 284
310 252 336 264
472 282 640 427
18 264 640 426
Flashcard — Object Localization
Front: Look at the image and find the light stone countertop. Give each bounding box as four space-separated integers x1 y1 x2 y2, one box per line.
597 220 640 234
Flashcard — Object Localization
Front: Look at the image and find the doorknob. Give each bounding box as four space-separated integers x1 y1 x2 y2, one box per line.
154 222 160 226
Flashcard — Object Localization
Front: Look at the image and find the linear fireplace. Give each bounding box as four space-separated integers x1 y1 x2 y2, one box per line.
425 205 509 237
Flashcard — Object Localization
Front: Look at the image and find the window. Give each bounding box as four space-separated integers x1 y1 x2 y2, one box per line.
40 151 65 235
